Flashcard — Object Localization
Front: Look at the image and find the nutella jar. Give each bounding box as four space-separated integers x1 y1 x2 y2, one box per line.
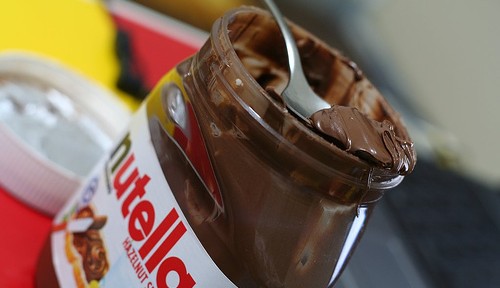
37 7 415 288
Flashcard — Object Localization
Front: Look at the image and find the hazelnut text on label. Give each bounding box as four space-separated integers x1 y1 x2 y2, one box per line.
108 133 196 288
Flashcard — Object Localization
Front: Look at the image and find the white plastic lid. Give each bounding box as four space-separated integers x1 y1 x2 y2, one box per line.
0 52 131 215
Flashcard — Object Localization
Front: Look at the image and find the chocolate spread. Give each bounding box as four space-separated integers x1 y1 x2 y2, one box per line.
311 106 415 175
231 11 415 176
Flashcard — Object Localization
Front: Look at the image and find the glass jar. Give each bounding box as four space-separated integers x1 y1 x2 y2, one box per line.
145 6 414 287
37 6 415 288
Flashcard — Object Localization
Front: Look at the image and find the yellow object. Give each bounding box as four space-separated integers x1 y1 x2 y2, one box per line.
134 0 255 30
0 0 137 108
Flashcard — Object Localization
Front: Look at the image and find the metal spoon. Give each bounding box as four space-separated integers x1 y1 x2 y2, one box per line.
261 0 330 122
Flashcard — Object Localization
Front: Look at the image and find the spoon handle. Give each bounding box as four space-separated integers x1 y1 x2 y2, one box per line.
261 0 331 121
261 0 303 78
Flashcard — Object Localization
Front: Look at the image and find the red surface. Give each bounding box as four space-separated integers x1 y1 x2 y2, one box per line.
0 9 202 288
0 187 52 288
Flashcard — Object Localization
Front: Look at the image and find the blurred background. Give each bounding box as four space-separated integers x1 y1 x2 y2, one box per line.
1 0 499 287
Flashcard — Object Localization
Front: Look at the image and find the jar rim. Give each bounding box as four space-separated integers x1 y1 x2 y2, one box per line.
208 6 407 190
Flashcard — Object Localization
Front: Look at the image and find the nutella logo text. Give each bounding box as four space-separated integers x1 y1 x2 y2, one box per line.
109 134 196 288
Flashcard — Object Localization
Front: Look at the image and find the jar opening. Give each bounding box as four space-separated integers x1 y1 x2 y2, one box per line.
206 7 414 190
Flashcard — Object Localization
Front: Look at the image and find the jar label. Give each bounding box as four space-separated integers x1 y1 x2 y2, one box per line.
50 103 237 288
